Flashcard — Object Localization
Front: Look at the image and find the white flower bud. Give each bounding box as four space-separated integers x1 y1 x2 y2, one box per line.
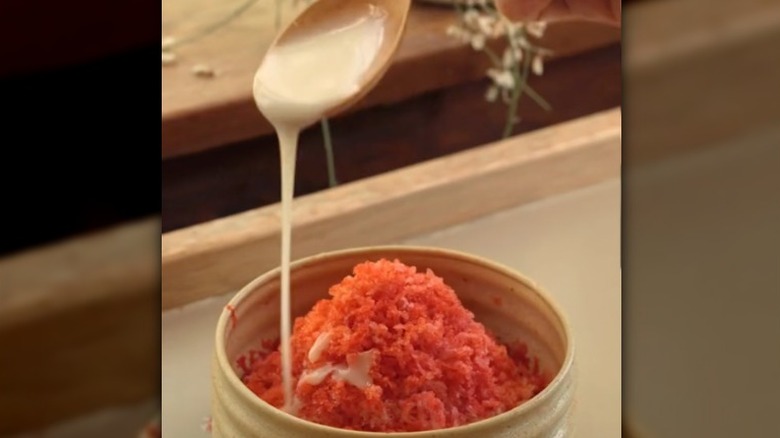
477 15 496 36
485 85 499 102
532 54 544 76
514 47 524 63
526 22 547 39
502 49 513 68
487 68 515 89
470 33 486 50
463 10 480 27
192 64 216 78
162 51 177 66
162 36 177 50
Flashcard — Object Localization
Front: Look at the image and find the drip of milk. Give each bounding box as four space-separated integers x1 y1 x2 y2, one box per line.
308 331 332 363
299 350 375 389
252 6 386 413
288 348 374 416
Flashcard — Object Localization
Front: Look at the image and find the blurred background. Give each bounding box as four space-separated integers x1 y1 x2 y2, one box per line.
2 0 779 436
0 0 160 436
622 0 780 435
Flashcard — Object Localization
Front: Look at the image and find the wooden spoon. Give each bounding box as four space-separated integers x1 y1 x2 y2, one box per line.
266 0 412 118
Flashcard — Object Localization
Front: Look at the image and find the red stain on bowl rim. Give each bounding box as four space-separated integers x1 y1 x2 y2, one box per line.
201 416 213 433
225 304 238 330
138 417 161 438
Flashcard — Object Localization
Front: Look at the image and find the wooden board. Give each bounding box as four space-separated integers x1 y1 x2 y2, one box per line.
161 108 621 309
161 0 621 158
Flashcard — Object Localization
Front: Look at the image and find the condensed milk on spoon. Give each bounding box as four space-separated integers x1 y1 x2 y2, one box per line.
252 4 389 412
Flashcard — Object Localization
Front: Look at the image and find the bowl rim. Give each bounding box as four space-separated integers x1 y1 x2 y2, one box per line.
214 245 575 436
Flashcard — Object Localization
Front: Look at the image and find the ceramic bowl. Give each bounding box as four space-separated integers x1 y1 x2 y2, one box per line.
212 246 574 437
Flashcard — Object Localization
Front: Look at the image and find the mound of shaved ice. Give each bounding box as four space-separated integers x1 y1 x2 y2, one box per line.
243 259 547 432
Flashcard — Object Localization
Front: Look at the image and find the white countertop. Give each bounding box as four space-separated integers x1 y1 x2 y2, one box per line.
162 178 621 437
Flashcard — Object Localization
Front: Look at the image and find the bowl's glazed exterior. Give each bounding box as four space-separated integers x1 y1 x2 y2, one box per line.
212 246 575 437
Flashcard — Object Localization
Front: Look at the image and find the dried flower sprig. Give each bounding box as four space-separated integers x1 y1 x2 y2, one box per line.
447 0 552 138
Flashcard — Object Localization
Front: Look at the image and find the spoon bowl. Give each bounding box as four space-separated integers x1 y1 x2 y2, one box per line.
266 0 411 119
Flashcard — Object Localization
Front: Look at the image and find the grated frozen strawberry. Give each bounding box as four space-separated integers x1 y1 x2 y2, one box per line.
243 259 547 432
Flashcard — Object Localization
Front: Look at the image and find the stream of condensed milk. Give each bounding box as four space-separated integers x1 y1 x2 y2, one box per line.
252 6 386 412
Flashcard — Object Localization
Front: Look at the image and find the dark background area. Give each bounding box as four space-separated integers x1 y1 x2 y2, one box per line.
0 1 159 256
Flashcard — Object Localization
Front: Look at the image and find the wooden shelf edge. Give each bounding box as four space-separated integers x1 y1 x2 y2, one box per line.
624 0 780 166
0 218 159 435
0 218 159 330
162 107 622 309
626 0 780 72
